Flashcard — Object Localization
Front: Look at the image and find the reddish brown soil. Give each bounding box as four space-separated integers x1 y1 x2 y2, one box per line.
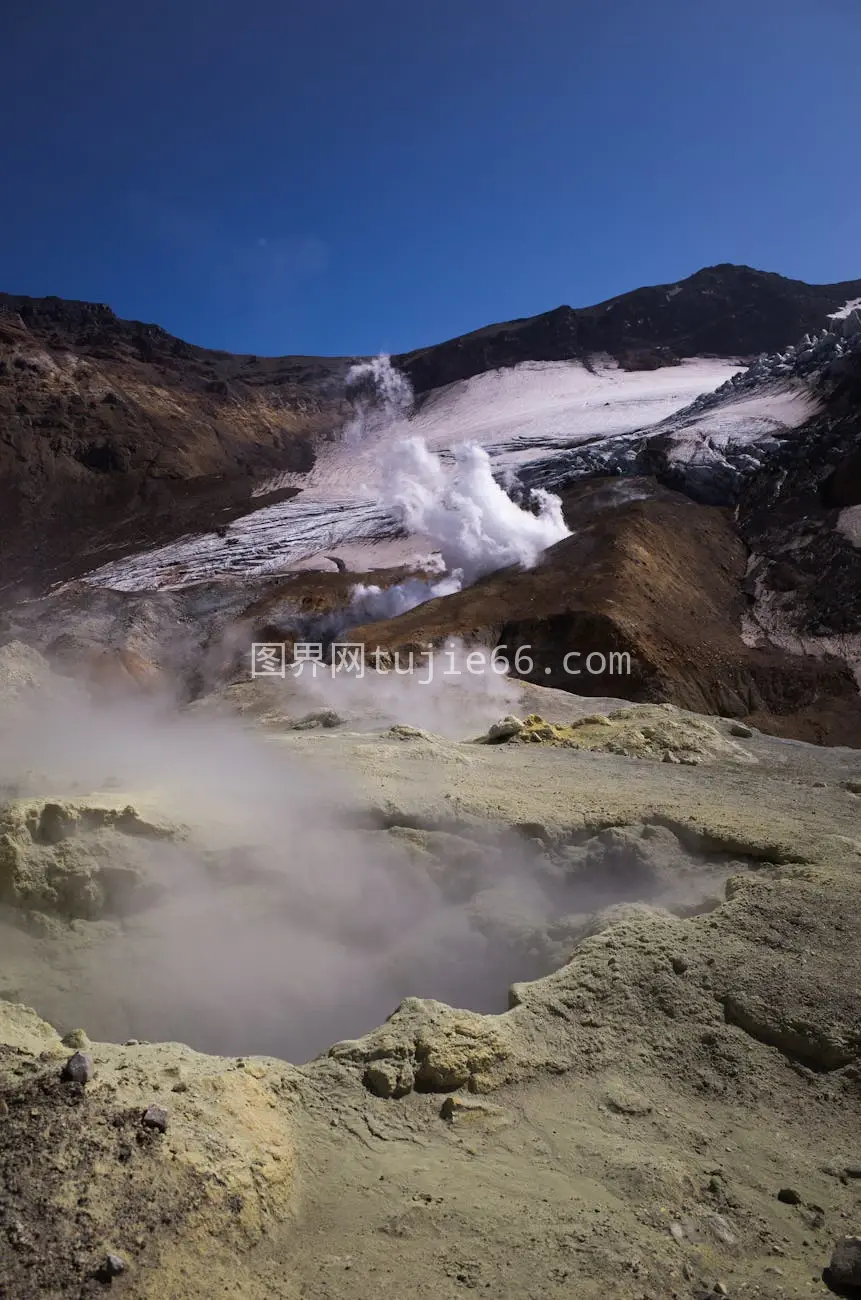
345 479 861 746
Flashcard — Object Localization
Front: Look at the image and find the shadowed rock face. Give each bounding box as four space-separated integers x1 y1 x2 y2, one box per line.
395 264 861 393
735 351 861 693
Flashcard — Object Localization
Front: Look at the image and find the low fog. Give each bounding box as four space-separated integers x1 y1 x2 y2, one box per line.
0 659 739 1066
0 671 560 1061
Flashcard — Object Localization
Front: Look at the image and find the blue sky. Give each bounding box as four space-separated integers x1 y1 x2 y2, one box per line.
1 0 859 356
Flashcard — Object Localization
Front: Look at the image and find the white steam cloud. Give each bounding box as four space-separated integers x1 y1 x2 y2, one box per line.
343 354 413 446
342 356 570 624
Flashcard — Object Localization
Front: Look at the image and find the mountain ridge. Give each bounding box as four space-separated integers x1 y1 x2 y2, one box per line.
396 264 861 391
4 262 861 378
1 263 859 598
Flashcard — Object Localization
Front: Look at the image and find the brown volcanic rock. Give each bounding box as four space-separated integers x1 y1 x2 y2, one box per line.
346 479 861 746
396 264 861 394
0 295 354 596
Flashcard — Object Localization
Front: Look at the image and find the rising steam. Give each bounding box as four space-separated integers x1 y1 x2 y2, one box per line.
342 357 570 623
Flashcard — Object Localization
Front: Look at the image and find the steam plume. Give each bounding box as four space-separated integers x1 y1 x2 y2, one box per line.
341 356 570 623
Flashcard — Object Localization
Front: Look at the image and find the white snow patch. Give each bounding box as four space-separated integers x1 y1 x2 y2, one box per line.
837 505 861 549
80 357 739 592
681 383 819 449
827 297 861 322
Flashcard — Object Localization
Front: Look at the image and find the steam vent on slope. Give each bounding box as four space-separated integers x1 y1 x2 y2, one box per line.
3 268 861 1300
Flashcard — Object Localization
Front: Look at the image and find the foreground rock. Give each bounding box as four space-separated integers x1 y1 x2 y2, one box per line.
0 1000 299 1299
3 699 861 1297
828 1237 861 1291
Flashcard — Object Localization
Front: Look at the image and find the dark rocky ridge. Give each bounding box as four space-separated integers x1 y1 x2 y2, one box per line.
396 264 861 393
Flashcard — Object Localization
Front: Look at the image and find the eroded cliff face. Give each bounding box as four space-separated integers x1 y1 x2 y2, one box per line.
0 295 352 594
737 351 861 704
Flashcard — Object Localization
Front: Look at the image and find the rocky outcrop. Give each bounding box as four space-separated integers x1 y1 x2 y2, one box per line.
329 997 514 1097
0 798 179 921
737 351 861 696
473 705 757 765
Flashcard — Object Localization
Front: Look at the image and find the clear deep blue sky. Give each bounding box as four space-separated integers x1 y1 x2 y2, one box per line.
1 0 859 356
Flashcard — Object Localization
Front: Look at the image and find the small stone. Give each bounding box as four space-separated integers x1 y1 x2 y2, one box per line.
777 1187 802 1205
123 1039 140 1047
61 1052 94 1084
671 955 689 975
93 1253 127 1282
61 1029 90 1050
482 715 524 743
7 1216 33 1249
729 723 753 738
845 1164 861 1179
171 1081 189 1093
669 1221 686 1243
702 1211 737 1246
603 1083 653 1117
828 1237 861 1288
0 1098 8 1117
842 779 861 795
141 1104 169 1133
